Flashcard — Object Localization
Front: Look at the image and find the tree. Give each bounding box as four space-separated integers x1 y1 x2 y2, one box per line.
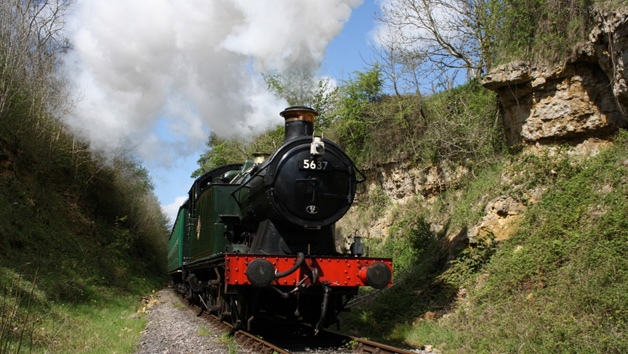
378 0 594 93
263 70 340 131
372 30 406 96
378 0 496 87
0 0 71 126
373 28 433 96
191 132 249 178
334 65 384 159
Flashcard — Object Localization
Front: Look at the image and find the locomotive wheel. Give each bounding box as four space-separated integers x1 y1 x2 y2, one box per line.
207 287 219 314
226 294 249 329
200 288 218 314
229 296 242 328
217 285 227 321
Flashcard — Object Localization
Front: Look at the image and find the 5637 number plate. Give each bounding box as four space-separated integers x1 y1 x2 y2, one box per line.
299 159 330 171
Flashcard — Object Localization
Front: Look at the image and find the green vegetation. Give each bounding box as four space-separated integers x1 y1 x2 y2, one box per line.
216 332 239 354
490 0 594 65
0 95 168 352
333 65 385 161
339 166 503 345
340 132 628 353
1 1 169 353
0 263 161 353
447 138 628 353
197 326 212 336
192 132 251 177
339 79 503 166
264 71 340 131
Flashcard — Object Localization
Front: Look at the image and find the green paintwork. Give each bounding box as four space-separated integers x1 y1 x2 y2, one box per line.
187 184 240 263
167 206 187 273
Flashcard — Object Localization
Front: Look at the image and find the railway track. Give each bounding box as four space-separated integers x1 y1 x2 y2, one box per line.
188 297 419 354
199 312 290 353
234 323 419 354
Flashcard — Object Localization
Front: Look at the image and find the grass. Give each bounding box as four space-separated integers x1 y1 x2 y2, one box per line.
0 267 157 354
42 291 147 353
0 175 164 353
197 326 212 336
430 161 506 231
216 332 239 354
449 138 628 353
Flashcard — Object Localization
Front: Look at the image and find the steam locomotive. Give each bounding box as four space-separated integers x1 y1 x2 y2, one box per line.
167 106 392 332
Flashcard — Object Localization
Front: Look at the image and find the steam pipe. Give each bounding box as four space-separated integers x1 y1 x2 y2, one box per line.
275 252 305 278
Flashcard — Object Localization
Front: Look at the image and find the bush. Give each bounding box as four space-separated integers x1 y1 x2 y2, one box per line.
441 133 628 353
329 79 505 170
492 0 592 65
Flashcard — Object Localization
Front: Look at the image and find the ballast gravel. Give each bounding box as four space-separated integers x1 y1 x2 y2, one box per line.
135 288 255 354
135 288 431 354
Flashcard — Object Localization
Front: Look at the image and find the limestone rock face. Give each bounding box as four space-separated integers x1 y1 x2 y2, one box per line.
362 161 469 202
482 7 628 145
467 196 527 243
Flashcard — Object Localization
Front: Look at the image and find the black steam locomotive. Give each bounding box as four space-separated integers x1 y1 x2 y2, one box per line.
167 106 392 332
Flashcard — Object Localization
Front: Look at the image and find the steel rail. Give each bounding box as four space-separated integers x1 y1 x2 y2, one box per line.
233 329 291 354
352 337 419 354
202 312 290 353
320 328 419 354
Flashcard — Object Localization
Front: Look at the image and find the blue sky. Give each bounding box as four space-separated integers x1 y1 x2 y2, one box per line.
152 1 382 223
321 1 379 79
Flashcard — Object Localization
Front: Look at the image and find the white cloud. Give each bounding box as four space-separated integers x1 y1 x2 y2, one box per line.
62 0 363 166
161 195 189 225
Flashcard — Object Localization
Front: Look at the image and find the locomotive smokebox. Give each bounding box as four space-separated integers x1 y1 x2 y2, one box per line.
240 105 358 255
280 106 317 142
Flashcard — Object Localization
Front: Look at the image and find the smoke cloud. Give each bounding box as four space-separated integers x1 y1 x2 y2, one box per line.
63 0 362 166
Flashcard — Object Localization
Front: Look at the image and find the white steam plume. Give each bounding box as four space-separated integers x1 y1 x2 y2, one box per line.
63 0 362 165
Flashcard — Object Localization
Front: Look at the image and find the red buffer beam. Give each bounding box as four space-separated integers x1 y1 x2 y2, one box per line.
224 254 393 289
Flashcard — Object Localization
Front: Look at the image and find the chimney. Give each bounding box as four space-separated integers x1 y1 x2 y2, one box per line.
280 106 317 142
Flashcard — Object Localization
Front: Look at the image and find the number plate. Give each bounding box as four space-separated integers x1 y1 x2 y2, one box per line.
299 159 330 171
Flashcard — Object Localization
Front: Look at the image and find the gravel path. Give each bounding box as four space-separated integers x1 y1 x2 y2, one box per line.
135 288 255 354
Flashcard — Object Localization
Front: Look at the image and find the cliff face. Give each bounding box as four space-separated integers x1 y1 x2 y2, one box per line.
481 7 628 145
343 7 628 245
361 161 468 203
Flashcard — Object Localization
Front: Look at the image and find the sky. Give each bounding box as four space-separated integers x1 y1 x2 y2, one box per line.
61 0 383 224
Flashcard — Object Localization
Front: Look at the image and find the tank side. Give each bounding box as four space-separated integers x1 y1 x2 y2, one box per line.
167 206 187 273
211 185 241 253
188 184 241 263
